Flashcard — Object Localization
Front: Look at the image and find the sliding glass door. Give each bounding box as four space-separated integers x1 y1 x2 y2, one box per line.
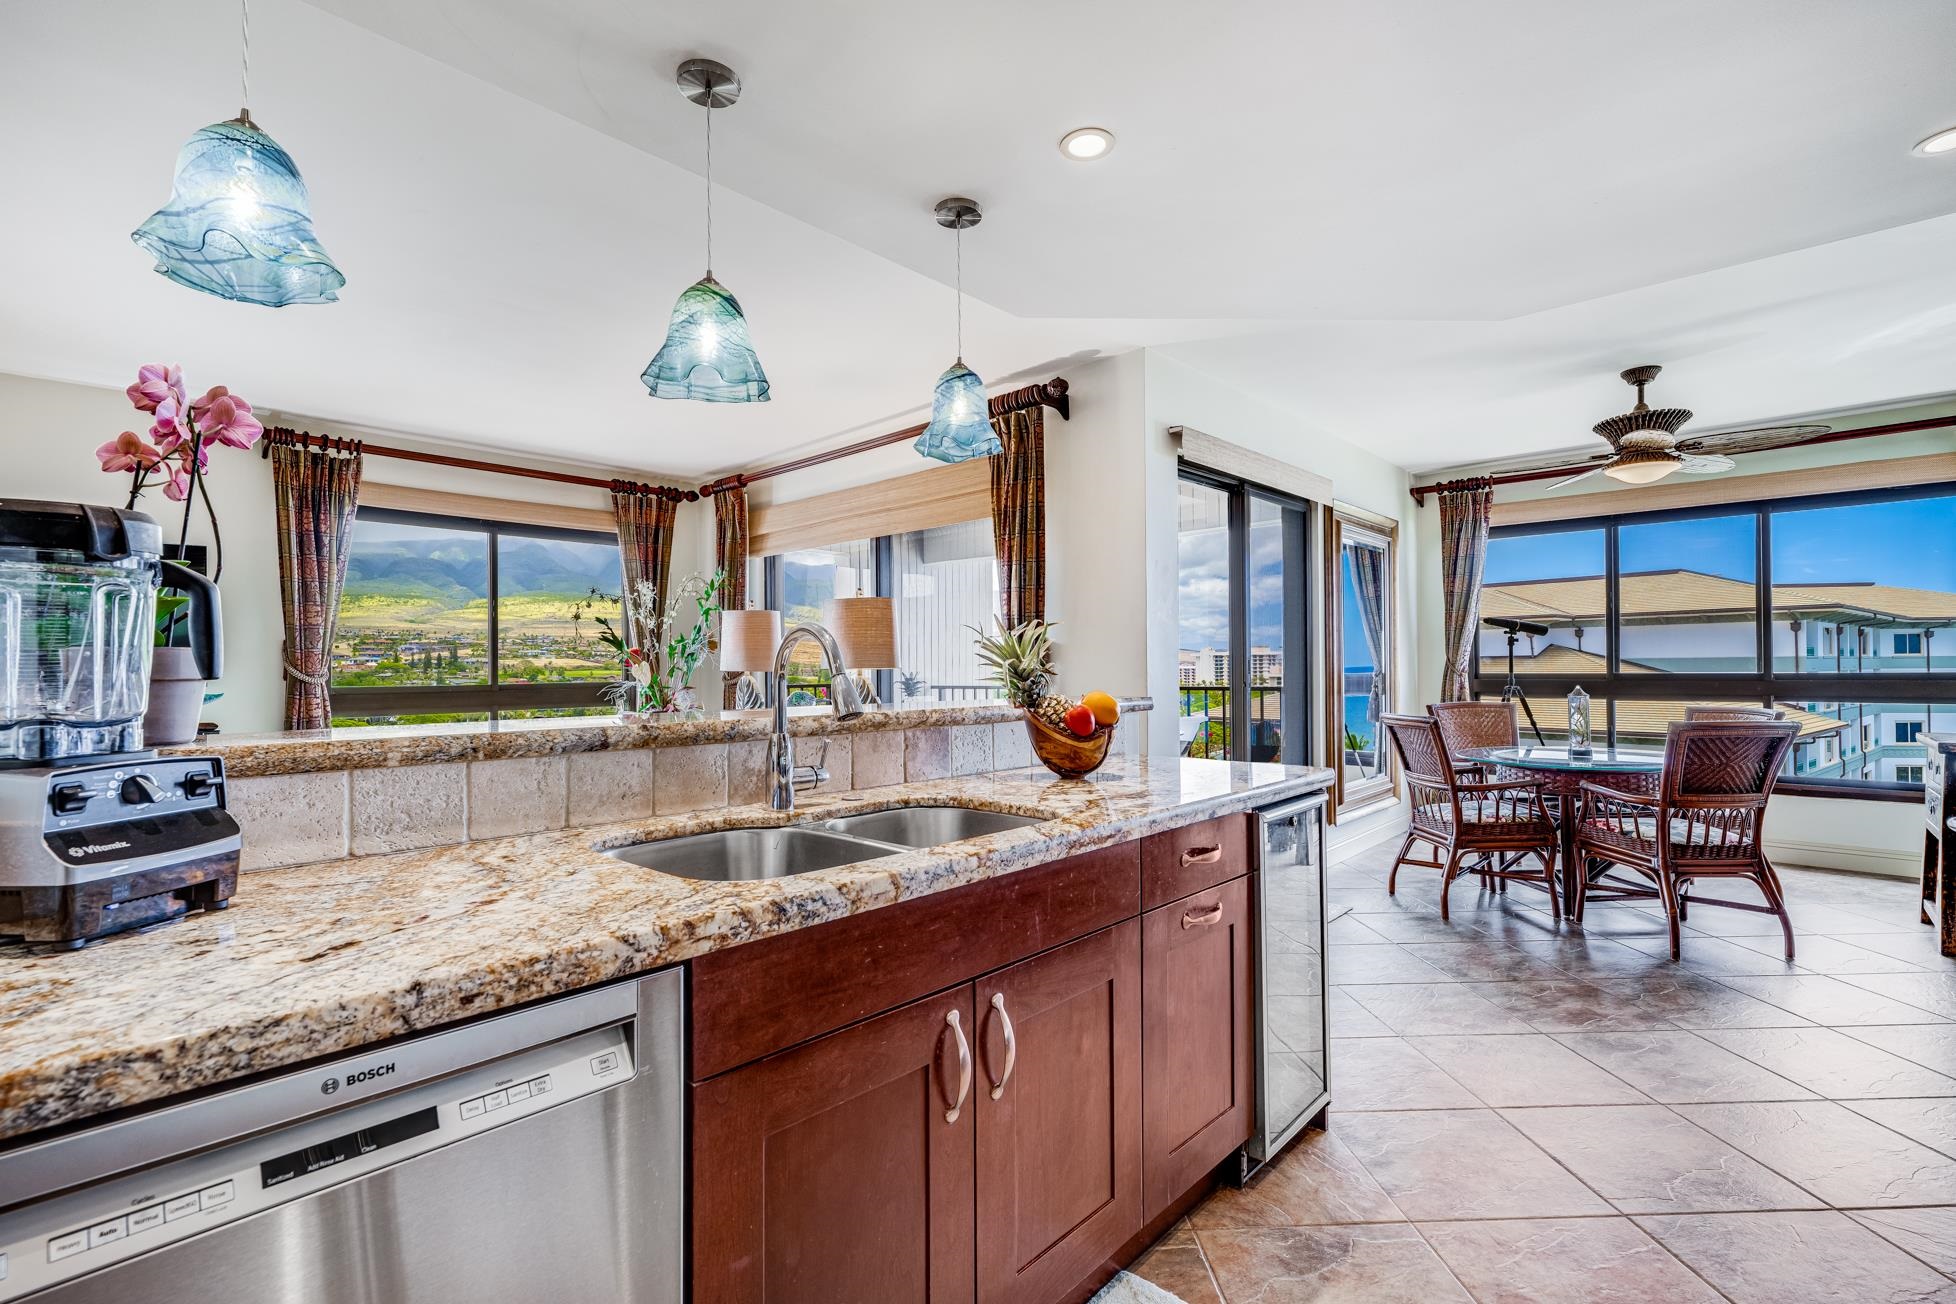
1175 468 1310 765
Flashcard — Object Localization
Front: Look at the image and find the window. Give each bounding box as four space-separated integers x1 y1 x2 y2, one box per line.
1175 469 1311 767
761 524 1002 706
1326 506 1395 817
1898 764 1926 784
892 520 999 702
1477 485 1955 797
331 508 623 723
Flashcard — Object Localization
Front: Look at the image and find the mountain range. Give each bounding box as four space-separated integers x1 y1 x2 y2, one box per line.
345 535 621 604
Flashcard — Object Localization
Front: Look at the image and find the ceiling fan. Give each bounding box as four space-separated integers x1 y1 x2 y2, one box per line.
1540 365 1831 489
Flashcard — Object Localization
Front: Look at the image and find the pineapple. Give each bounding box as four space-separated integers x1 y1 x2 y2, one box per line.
972 619 1058 710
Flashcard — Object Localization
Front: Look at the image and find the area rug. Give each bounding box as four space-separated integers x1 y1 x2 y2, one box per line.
1089 1271 1188 1304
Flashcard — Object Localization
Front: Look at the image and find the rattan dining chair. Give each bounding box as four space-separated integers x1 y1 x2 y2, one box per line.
1573 719 1799 960
1379 712 1561 921
1430 700 1520 777
1683 705 1785 722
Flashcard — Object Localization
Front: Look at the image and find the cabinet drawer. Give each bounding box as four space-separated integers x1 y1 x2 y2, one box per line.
1141 814 1250 909
691 841 1141 1081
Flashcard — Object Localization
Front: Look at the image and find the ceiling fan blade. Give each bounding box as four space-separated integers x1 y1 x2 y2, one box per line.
1677 453 1736 475
1674 423 1830 457
1548 464 1608 490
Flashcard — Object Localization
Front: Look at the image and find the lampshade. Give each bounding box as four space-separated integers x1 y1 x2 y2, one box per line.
130 118 345 307
641 275 771 402
718 608 782 672
913 362 1000 463
825 596 897 668
1603 451 1681 485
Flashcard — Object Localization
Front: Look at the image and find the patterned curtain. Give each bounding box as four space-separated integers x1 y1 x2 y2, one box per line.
713 485 750 707
269 430 363 730
1437 478 1495 701
611 483 679 649
989 406 1046 627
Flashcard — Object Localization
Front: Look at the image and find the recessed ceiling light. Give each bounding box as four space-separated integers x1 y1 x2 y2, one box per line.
1059 127 1114 161
1914 125 1956 157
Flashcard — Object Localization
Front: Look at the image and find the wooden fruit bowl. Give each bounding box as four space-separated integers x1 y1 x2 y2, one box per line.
1024 710 1114 779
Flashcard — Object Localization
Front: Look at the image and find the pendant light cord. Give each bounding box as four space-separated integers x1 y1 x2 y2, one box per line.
703 87 713 276
239 0 252 120
954 224 963 363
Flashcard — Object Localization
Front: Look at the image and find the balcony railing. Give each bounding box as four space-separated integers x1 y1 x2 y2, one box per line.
1178 684 1287 761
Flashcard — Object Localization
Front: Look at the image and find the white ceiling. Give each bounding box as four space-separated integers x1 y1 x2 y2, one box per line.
2 0 1954 478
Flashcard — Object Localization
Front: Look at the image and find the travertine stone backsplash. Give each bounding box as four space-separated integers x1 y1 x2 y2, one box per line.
228 716 1148 871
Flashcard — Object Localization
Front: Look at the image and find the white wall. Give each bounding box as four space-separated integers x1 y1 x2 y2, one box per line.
1413 396 1956 877
0 370 703 735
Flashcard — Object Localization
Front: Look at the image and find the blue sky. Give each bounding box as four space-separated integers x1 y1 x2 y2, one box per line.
1485 496 1956 590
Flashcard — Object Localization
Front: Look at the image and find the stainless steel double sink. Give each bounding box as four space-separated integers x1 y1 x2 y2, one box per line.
603 806 1045 882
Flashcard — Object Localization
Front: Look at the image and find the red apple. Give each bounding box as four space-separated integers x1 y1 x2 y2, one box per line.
1063 704 1097 738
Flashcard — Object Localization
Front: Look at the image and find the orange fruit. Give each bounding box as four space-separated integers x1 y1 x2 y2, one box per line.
1082 691 1120 727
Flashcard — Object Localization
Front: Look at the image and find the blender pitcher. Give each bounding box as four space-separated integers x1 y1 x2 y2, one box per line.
0 500 220 764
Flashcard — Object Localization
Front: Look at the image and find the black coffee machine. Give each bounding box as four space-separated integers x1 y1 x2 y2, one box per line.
0 500 241 947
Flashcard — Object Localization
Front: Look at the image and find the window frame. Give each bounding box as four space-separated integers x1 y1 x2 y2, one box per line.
1324 504 1398 820
1472 483 1953 802
329 506 625 721
1175 463 1315 771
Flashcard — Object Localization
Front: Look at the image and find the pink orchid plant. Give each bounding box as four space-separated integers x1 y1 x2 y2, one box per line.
96 363 263 580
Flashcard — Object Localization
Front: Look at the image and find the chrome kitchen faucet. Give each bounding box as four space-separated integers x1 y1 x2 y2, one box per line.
768 623 865 810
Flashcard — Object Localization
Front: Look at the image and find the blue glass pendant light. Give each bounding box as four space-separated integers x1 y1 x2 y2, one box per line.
642 59 770 403
130 0 344 306
915 198 999 462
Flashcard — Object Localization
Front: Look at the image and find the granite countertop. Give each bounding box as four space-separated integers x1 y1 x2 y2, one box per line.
162 697 1154 778
0 755 1328 1144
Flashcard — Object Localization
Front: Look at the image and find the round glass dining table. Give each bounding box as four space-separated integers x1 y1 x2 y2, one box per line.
1461 744 1666 905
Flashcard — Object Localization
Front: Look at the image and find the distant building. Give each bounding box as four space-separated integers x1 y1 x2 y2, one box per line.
1178 646 1282 685
1479 569 1952 783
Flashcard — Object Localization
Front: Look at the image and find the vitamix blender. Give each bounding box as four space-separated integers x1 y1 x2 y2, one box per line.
0 500 241 947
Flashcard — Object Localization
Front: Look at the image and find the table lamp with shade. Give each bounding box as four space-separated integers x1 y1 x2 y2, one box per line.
825 596 897 706
718 608 783 709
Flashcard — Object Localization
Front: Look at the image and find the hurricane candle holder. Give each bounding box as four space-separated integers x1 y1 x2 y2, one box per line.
1567 685 1593 757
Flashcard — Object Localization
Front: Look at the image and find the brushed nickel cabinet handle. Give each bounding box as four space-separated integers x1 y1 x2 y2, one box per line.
1180 846 1224 866
1182 903 1225 929
987 992 1017 1100
944 1009 972 1124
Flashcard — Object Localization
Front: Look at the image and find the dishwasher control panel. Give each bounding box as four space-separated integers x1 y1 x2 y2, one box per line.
0 1024 634 1301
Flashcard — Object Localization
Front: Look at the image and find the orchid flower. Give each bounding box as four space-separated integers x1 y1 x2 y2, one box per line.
160 465 194 501
192 386 264 450
126 363 184 415
149 393 185 449
95 431 163 473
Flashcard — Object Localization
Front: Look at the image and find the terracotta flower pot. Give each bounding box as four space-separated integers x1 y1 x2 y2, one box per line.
1024 710 1114 779
142 645 205 746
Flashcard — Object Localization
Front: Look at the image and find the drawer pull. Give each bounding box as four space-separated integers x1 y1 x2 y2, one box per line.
987 993 1017 1100
1182 903 1225 929
944 1009 972 1124
1180 846 1224 866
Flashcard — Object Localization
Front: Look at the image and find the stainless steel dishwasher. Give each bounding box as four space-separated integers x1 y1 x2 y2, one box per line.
0 968 682 1304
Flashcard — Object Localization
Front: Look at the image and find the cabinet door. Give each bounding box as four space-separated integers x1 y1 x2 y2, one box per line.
693 986 978 1304
1142 876 1254 1220
975 921 1142 1304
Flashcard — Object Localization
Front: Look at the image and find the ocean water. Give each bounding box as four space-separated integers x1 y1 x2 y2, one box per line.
1342 695 1374 744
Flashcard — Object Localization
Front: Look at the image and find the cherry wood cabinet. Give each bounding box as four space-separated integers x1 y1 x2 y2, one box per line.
691 987 978 1304
688 819 1288 1304
974 921 1142 1304
1141 876 1254 1219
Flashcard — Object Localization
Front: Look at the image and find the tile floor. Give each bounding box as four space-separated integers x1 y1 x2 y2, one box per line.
1129 839 1956 1303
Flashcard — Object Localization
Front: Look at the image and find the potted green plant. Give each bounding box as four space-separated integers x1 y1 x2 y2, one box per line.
586 571 726 717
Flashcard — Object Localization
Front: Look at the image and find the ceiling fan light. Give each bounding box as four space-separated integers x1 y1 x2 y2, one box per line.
1604 456 1680 486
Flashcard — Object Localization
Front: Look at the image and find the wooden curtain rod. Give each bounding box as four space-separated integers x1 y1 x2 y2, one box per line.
698 377 1070 496
1406 413 1956 504
262 428 699 501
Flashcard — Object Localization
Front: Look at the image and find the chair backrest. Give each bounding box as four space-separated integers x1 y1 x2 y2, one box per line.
1661 720 1799 810
1429 700 1518 760
1683 705 1785 722
1380 712 1455 792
